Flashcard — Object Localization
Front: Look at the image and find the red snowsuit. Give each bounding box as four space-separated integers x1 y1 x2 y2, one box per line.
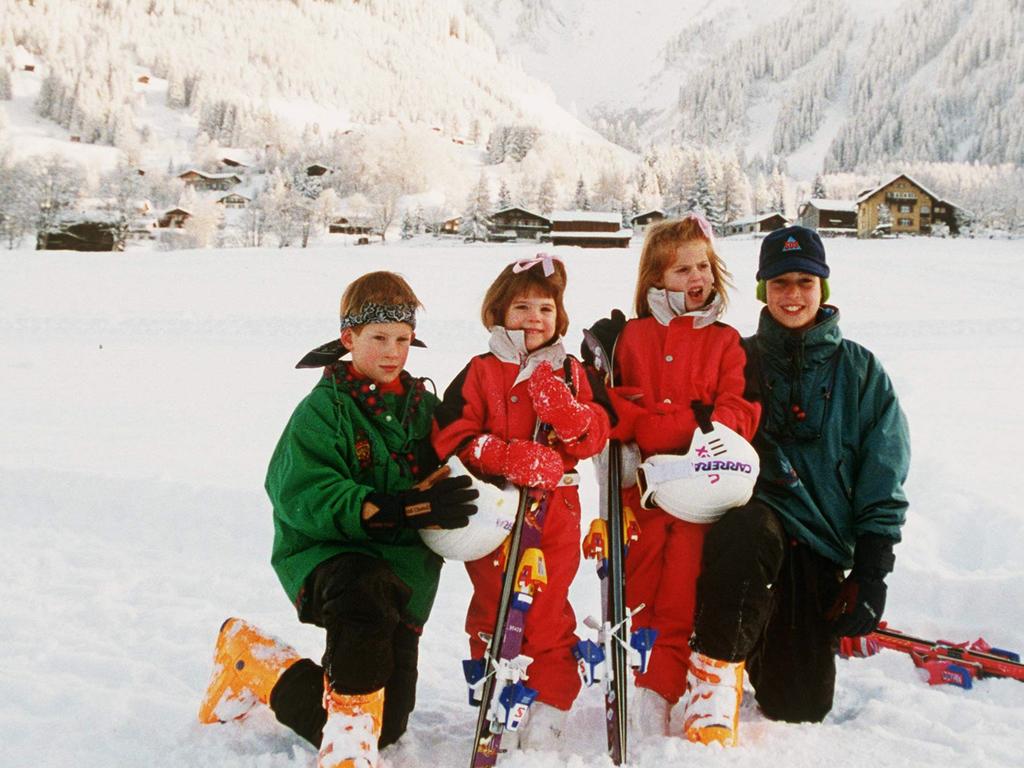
432 350 611 710
609 315 760 704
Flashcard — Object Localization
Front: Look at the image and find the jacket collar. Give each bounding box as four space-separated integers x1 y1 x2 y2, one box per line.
647 287 724 329
488 326 567 386
756 305 843 369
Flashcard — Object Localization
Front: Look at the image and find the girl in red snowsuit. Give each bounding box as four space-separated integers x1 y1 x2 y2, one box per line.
432 255 611 746
595 216 760 735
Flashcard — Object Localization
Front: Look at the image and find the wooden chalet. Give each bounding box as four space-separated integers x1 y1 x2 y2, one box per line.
630 209 666 232
329 216 372 235
217 193 250 209
856 173 966 237
487 207 551 241
158 208 192 228
440 216 461 235
797 199 857 235
548 211 631 249
724 212 788 236
177 170 242 191
37 219 121 252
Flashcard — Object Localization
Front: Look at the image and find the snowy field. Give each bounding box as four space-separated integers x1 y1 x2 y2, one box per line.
2 236 1023 768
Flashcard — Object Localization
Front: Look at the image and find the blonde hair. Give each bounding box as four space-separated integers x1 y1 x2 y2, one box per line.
633 218 733 317
340 271 422 329
481 260 570 338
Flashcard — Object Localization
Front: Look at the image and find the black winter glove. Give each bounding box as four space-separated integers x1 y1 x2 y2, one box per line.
827 534 896 637
363 475 478 532
581 309 626 371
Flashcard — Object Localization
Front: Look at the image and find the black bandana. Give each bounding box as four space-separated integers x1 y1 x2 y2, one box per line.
339 302 417 331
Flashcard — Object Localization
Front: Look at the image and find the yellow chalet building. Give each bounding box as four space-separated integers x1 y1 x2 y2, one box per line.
855 173 966 237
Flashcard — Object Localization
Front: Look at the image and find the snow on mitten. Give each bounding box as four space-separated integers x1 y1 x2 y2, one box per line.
465 434 510 478
504 439 564 490
527 361 592 442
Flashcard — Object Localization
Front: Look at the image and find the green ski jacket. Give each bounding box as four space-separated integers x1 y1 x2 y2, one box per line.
265 363 442 628
744 307 910 567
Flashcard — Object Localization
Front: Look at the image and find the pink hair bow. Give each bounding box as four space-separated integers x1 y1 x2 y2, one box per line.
683 212 715 243
512 252 560 276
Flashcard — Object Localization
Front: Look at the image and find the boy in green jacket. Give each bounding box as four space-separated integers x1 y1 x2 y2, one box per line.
681 226 910 747
198 271 477 768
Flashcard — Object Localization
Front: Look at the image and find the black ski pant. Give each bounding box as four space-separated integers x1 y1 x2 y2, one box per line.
692 500 845 723
268 553 420 749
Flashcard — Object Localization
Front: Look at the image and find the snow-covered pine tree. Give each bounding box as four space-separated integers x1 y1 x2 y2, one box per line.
812 173 827 199
460 173 491 241
496 179 512 210
536 173 556 215
574 175 590 211
719 157 748 227
401 209 415 240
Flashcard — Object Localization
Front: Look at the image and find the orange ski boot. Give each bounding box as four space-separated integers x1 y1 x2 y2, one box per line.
318 679 385 768
682 650 744 747
198 617 301 724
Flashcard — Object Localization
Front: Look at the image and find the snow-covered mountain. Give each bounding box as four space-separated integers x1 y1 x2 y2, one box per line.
468 0 1024 177
1 0 632 172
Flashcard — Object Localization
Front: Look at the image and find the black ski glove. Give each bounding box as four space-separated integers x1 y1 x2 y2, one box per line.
362 475 478 532
828 534 896 637
581 309 626 369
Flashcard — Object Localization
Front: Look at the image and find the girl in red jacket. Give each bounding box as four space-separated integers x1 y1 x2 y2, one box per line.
432 255 611 749
593 215 760 739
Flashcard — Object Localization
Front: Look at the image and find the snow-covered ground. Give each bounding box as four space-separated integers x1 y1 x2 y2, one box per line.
2 237 1022 768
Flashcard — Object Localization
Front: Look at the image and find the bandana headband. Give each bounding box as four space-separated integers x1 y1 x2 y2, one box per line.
339 302 417 331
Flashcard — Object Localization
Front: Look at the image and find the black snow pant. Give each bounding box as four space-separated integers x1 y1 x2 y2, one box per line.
692 500 845 723
268 553 420 749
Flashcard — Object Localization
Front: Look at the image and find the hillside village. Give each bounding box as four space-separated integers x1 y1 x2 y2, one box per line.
1 0 1019 252
20 153 976 252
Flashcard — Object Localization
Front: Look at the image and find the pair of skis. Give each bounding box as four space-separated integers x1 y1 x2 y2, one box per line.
572 328 656 765
465 467 552 766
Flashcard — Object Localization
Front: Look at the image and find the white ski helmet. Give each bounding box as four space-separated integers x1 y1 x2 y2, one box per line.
636 422 759 523
419 455 519 561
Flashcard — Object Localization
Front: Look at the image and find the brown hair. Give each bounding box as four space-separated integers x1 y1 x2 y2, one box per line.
481 259 570 338
633 218 733 317
340 271 422 326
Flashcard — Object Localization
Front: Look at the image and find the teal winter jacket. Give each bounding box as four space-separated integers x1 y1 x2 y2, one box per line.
265 363 442 628
744 307 910 567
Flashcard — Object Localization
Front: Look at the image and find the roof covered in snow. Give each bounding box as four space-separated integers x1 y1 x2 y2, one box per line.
550 210 623 224
806 198 856 212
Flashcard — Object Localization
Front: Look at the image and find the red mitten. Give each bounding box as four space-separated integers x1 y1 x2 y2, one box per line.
633 402 696 453
464 434 510 478
505 439 564 490
527 361 592 442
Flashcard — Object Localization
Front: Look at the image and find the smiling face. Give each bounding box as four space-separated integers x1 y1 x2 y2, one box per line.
765 272 823 331
661 240 714 311
341 321 414 384
503 291 557 351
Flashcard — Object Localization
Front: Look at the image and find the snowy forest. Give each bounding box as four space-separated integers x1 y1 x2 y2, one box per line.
1 0 1023 248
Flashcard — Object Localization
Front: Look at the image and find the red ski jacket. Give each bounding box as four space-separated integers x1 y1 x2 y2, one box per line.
609 316 760 456
432 352 611 472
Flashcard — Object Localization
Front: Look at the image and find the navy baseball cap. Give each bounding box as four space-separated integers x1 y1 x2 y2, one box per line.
757 225 829 281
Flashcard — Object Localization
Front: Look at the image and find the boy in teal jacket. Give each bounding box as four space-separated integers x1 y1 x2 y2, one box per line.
681 227 910 747
198 272 477 768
